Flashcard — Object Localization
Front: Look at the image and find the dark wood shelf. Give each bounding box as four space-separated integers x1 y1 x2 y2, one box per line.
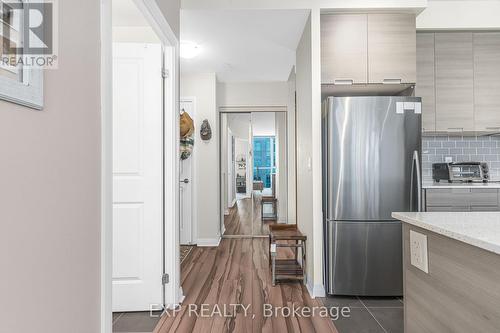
274 259 304 280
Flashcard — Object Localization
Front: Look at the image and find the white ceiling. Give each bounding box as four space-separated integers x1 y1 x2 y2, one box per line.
181 10 309 82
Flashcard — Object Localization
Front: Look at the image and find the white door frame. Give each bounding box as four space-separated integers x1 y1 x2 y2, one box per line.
100 0 180 332
180 97 197 244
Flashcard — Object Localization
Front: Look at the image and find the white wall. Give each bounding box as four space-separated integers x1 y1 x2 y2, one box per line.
310 9 324 299
295 11 324 298
0 0 101 332
417 0 500 30
181 73 220 245
275 112 288 223
218 82 288 106
287 68 297 225
112 26 160 43
296 14 315 296
228 113 251 138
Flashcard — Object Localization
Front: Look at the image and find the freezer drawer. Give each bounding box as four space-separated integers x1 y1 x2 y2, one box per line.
327 220 403 296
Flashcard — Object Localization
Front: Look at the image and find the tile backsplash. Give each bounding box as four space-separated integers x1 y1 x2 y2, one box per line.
422 135 500 181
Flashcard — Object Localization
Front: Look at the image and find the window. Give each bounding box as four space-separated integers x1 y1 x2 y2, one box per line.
253 136 276 188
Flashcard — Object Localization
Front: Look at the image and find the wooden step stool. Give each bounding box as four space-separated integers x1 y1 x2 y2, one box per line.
268 224 307 286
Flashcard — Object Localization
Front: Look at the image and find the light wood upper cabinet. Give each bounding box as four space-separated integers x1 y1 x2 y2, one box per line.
473 32 500 132
367 14 416 84
321 14 368 84
321 13 416 85
416 33 436 132
435 33 474 132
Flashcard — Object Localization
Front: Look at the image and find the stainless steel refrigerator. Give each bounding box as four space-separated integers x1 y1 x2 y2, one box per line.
322 96 422 296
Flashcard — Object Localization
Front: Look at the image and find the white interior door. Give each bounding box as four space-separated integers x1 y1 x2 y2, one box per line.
180 99 194 245
112 43 163 312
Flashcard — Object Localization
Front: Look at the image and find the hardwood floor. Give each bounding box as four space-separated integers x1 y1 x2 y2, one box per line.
224 192 271 236
154 238 338 333
252 191 271 236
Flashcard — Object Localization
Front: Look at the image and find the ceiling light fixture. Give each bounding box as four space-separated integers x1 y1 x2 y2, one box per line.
180 42 201 59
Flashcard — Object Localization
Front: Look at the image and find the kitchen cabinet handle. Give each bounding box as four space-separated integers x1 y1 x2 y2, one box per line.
382 79 402 84
333 79 354 85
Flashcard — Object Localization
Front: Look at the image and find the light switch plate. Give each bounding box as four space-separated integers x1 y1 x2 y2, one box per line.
410 230 429 273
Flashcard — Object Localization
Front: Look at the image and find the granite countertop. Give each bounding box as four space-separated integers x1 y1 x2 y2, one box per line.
392 212 500 255
423 181 500 189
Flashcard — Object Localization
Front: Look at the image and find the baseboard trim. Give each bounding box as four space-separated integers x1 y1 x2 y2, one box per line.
306 279 326 299
197 237 221 247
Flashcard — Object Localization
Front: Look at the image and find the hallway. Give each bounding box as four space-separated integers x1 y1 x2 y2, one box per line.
223 192 273 236
154 238 337 333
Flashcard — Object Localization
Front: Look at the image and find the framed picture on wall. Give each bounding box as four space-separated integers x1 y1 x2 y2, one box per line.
0 0 43 110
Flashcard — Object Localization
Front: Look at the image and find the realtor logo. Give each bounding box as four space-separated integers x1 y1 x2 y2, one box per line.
1 0 58 68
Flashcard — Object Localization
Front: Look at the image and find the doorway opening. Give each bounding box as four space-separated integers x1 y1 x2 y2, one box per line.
101 0 180 332
179 98 196 264
220 111 289 238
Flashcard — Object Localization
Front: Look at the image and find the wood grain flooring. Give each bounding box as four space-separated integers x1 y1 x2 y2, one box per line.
154 239 338 333
224 192 272 237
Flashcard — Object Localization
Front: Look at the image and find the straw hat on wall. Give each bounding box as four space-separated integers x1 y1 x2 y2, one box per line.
180 110 194 138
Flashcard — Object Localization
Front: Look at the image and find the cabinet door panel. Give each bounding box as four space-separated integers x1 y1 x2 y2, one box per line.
321 14 368 84
470 206 500 212
416 33 436 132
425 188 470 207
473 33 500 131
426 206 470 212
367 14 416 84
469 189 499 207
435 33 474 132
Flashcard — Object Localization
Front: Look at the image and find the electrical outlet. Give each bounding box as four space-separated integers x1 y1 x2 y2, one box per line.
410 230 429 273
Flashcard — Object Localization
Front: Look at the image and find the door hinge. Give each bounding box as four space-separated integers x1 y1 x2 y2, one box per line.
162 273 169 284
162 69 169 79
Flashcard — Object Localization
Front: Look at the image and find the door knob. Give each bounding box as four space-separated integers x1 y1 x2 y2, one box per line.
180 178 189 184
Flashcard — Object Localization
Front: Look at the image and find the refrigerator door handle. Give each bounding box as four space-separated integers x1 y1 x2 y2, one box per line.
410 150 422 212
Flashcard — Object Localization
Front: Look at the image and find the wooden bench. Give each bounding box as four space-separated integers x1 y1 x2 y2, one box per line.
269 224 307 286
